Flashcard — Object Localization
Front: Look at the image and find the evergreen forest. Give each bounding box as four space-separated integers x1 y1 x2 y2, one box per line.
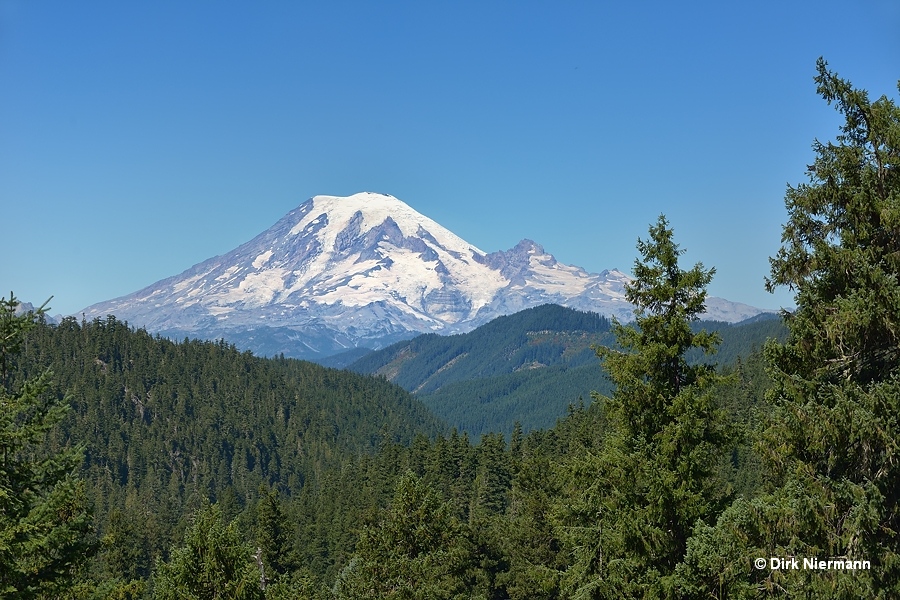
2 59 899 599
347 303 785 438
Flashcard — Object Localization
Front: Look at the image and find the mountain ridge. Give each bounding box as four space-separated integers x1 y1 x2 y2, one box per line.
346 305 787 437
81 192 773 358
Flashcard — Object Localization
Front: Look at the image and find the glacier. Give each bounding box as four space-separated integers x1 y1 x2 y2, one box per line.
80 192 773 358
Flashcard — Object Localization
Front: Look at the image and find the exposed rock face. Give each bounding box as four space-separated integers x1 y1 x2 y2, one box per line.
80 192 770 358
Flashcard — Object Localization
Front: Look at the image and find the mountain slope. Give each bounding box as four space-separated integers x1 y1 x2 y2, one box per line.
81 192 772 358
348 304 613 394
17 315 445 574
348 306 787 437
346 304 616 436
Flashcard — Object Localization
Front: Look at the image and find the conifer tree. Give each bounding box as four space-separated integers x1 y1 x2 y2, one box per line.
333 472 474 600
556 217 734 598
0 294 93 598
256 486 293 585
678 58 900 598
152 502 263 600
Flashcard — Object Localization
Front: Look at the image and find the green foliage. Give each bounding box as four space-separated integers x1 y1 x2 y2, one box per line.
12 315 444 579
598 216 722 440
681 59 900 598
255 487 293 585
717 352 773 500
686 315 786 367
762 58 900 596
556 216 735 598
0 294 93 598
2 291 773 595
352 304 783 438
499 414 596 600
420 362 612 439
152 502 263 600
350 304 612 392
333 472 475 600
417 313 782 439
766 59 900 388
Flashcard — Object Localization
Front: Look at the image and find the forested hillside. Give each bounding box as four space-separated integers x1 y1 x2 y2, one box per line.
3 298 778 598
3 60 897 599
5 298 775 598
349 304 786 437
348 304 613 391
8 314 443 590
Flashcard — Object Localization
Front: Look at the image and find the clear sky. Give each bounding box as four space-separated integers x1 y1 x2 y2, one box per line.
2 1 898 318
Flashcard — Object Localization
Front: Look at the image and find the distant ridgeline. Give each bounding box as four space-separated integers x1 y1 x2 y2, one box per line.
13 315 444 577
9 60 887 597
10 304 785 590
346 304 786 437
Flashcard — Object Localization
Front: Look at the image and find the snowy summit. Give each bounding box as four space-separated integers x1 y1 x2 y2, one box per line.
81 192 768 358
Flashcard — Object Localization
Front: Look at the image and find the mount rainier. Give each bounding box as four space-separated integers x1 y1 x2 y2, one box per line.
81 192 769 359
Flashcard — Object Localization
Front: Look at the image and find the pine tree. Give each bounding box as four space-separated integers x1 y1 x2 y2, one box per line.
763 58 900 595
333 472 474 600
256 486 292 586
678 58 900 598
556 217 734 598
501 432 567 600
152 502 263 600
0 294 93 598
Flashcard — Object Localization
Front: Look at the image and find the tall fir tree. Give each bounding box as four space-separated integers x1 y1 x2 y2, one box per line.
152 502 263 600
333 472 474 600
556 217 734 598
255 486 293 586
0 294 93 598
678 59 900 598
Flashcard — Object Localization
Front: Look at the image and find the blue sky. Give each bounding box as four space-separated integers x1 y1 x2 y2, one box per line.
2 1 898 317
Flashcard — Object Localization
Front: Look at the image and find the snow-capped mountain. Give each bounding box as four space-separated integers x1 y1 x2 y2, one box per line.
80 192 771 358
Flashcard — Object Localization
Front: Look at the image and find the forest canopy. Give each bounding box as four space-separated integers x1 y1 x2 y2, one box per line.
3 59 898 598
